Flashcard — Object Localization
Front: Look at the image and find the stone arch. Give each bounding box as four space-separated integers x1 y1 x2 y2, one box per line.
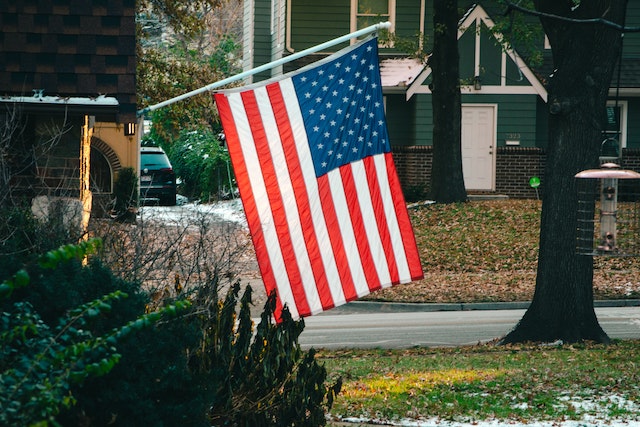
90 137 122 194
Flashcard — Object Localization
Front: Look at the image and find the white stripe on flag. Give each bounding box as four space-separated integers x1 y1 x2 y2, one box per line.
253 85 324 314
326 168 370 297
279 79 347 307
227 91 300 319
374 153 412 284
351 159 392 286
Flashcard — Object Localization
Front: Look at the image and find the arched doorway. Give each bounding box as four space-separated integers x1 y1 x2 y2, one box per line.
90 137 121 216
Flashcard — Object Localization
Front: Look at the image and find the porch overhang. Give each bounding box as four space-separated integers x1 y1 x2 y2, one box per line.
380 58 425 95
0 94 120 118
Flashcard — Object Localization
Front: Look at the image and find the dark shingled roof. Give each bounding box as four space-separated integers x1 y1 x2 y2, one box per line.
0 0 136 123
534 55 640 92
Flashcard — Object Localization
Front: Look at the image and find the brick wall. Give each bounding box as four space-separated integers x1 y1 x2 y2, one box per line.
495 147 546 199
391 145 548 200
621 149 640 172
392 145 432 200
392 146 640 200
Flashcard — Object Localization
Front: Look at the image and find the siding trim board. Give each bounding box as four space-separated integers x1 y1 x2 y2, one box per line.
407 4 547 102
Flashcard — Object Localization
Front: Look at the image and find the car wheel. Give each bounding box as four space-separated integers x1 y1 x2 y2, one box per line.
161 193 177 206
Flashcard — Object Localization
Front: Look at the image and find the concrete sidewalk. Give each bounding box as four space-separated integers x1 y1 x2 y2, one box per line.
322 299 640 315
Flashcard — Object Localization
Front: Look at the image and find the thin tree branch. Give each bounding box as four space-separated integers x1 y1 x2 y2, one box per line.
504 1 640 32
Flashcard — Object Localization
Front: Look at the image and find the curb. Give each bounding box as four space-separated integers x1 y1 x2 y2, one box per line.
322 299 640 315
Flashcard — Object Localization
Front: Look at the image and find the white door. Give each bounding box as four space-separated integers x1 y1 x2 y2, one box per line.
461 105 496 191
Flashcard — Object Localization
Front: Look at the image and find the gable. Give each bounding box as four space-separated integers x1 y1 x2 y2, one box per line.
407 4 547 102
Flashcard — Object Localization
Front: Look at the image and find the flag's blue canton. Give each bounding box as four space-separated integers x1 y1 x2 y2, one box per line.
292 38 390 178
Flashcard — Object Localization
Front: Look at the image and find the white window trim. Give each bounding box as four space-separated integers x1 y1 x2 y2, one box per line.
271 0 283 47
350 0 396 43
605 100 627 149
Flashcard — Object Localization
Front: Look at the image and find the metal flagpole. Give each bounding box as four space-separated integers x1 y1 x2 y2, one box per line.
137 21 392 117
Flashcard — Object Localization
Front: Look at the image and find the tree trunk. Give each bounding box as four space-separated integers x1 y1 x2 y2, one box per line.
429 0 467 203
502 0 627 344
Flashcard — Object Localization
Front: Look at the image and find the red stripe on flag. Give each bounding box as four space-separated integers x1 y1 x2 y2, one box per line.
340 164 381 292
241 90 312 317
266 82 335 311
214 93 285 318
317 175 359 302
385 153 424 280
363 156 400 284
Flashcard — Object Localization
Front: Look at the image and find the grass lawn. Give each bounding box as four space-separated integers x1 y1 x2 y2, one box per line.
320 341 640 425
320 200 640 425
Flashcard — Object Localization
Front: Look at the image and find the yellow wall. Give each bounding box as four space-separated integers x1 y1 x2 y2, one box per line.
92 121 140 172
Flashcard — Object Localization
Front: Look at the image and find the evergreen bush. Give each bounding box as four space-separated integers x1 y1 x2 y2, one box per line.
2 205 339 426
165 128 234 201
193 281 341 426
0 239 190 427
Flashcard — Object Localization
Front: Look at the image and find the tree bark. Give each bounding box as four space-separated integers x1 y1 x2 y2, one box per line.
502 0 627 344
429 0 467 203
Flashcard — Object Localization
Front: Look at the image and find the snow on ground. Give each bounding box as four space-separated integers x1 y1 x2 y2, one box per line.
138 198 247 226
335 419 640 427
335 394 640 426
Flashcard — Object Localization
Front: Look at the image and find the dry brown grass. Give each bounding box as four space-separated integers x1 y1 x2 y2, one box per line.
90 200 640 308
368 199 640 303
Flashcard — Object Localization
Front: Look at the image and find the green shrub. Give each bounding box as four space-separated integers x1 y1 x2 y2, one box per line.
0 206 41 277
166 128 234 201
0 239 190 427
193 282 341 426
3 212 338 426
0 204 85 278
10 242 205 427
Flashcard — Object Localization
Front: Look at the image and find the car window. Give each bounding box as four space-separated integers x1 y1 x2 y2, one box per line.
141 152 172 169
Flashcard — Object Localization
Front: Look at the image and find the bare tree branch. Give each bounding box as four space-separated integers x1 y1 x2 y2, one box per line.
504 1 639 32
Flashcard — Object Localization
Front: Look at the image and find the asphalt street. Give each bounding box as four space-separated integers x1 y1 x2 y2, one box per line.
298 302 640 349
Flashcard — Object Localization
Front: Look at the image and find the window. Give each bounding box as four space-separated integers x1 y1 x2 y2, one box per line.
351 0 395 42
601 100 627 160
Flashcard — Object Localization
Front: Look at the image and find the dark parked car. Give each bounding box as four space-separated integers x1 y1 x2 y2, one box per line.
140 146 177 206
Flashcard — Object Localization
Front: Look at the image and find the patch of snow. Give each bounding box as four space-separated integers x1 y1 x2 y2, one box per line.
336 416 639 426
333 393 640 426
614 282 640 296
176 194 189 206
139 199 247 226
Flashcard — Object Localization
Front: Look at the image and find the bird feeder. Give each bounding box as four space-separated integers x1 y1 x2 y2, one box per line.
575 163 640 256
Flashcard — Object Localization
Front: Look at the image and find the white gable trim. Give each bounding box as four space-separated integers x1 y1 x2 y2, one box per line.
407 4 547 102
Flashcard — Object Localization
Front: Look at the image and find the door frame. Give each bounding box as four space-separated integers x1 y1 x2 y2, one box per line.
461 103 497 191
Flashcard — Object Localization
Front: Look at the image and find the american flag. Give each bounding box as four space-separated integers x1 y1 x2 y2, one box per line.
214 36 423 320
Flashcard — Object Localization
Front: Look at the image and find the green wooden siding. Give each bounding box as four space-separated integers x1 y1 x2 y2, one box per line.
479 23 502 86
288 0 429 54
289 0 351 52
626 98 640 149
386 94 416 146
624 1 640 54
506 57 530 86
458 28 475 82
395 1 431 39
250 0 640 156
253 0 273 81
404 93 540 148
414 95 433 146
467 94 539 149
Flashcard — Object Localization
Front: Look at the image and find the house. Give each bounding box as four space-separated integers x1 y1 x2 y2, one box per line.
242 0 640 199
0 0 138 220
